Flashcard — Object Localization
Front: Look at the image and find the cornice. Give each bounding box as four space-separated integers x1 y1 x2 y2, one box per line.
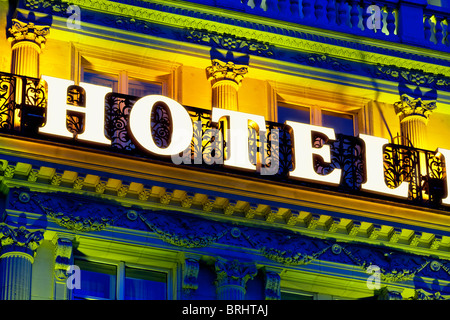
7 185 450 287
2 154 450 263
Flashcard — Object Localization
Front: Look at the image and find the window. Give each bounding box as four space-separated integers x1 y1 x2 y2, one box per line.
322 110 355 136
83 71 118 92
73 259 169 300
73 260 116 300
277 103 356 136
82 69 162 97
278 104 310 125
124 267 167 300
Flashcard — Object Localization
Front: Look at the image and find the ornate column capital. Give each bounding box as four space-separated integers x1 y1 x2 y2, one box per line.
206 59 248 87
394 94 437 122
215 257 257 288
7 19 50 49
0 224 44 259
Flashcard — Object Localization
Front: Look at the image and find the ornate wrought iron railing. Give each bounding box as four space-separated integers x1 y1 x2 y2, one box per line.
0 72 447 209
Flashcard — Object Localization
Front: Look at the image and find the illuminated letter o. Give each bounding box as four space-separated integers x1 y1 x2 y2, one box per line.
129 95 193 156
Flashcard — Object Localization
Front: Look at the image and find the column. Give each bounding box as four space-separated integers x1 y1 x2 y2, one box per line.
206 59 248 111
0 224 44 300
7 18 50 130
394 93 436 149
8 18 50 78
214 257 257 300
54 237 74 300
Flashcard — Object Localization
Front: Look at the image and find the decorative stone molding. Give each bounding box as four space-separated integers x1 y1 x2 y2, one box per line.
0 224 44 257
394 95 437 122
264 269 281 300
206 59 248 87
7 19 50 49
54 238 73 281
182 258 200 294
215 258 257 288
215 257 257 300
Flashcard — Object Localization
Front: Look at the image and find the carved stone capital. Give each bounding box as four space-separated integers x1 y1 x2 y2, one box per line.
8 19 50 49
206 59 248 87
215 257 257 288
394 94 437 122
0 224 44 257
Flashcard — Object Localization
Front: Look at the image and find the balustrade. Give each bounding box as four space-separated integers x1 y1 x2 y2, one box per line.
184 0 450 51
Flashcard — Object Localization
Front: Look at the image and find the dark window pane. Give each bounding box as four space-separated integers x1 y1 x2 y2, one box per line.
83 71 118 92
278 105 310 124
128 79 162 97
322 111 354 136
124 268 167 300
281 291 314 300
73 260 116 300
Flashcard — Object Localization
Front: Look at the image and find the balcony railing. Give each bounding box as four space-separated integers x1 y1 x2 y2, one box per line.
182 0 450 52
0 71 447 209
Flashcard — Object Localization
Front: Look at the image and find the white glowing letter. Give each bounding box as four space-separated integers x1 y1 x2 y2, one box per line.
39 75 112 145
211 108 266 170
359 134 409 198
286 122 341 184
437 148 450 205
129 95 193 156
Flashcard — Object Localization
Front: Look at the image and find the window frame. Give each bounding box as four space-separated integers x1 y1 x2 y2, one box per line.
71 43 180 99
276 102 359 136
271 81 372 136
72 257 173 300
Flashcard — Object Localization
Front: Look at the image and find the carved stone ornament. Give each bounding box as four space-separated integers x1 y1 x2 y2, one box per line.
215 257 257 288
0 223 44 256
8 188 450 290
182 258 200 294
206 59 248 86
54 238 73 281
8 19 50 48
394 94 437 121
264 271 281 300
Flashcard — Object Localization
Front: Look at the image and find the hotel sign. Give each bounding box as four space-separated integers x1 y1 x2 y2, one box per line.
38 76 450 205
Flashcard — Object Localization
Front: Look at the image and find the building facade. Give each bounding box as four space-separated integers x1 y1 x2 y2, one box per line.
1 0 450 300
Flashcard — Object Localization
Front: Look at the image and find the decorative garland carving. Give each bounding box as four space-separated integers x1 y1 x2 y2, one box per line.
8 187 450 288
184 29 274 57
138 212 228 248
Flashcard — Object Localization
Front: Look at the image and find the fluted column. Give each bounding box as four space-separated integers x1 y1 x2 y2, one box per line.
206 59 248 111
7 19 50 130
394 94 436 149
214 257 257 300
8 18 50 78
0 224 44 300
